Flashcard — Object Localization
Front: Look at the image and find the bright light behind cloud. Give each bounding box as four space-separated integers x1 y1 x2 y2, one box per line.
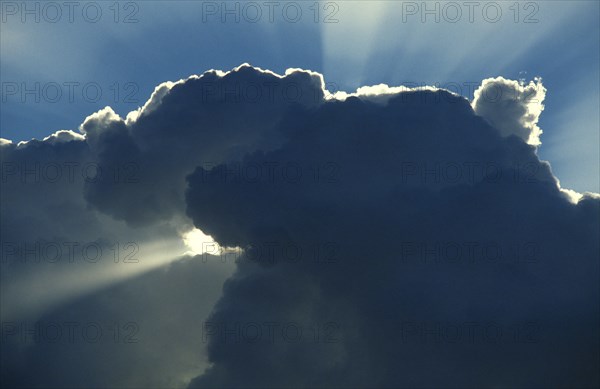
183 228 220 256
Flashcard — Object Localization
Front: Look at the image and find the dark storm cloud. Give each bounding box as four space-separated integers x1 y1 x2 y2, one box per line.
185 74 598 388
1 65 598 388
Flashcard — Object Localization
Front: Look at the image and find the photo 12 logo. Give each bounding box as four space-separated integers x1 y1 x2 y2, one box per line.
0 2 140 23
200 1 340 23
202 321 341 344
199 241 340 265
1 241 140 265
400 1 539 24
399 321 541 344
1 321 140 344
0 161 140 184
2 81 139 104
198 161 341 184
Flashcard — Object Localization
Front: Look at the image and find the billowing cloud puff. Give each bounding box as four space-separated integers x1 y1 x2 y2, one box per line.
42 130 86 144
1 65 598 388
78 64 326 226
472 76 546 146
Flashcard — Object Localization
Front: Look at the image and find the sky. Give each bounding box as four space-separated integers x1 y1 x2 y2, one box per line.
1 1 599 388
1 0 598 192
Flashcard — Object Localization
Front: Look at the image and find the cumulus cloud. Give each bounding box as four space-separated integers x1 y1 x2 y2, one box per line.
1 65 598 388
42 129 86 144
78 64 325 226
185 74 597 388
472 76 546 146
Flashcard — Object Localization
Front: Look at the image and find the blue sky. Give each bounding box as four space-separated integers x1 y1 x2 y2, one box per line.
1 0 598 192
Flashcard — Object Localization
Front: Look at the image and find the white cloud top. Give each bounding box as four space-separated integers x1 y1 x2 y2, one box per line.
472 76 546 146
